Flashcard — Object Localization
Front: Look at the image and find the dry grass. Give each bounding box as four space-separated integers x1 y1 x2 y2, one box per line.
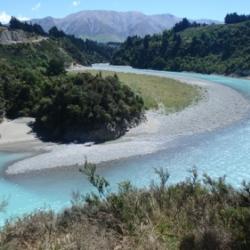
73 70 202 112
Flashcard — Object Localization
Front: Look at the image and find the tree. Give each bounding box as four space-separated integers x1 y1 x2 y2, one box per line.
32 23 46 36
48 26 65 38
171 33 182 56
46 58 65 76
225 13 250 24
0 85 5 121
9 16 46 35
173 18 191 32
9 17 23 30
151 57 166 70
161 31 169 54
143 35 150 49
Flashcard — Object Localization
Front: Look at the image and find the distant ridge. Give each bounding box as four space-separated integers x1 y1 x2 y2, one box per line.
31 10 220 42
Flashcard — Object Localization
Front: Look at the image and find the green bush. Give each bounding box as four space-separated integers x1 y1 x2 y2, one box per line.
35 73 144 141
46 58 65 76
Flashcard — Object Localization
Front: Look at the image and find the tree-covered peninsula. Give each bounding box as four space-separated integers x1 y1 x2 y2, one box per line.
35 73 144 141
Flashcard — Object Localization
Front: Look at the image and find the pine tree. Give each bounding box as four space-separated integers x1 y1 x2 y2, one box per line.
0 86 5 121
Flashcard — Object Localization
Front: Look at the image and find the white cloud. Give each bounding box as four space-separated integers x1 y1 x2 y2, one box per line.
0 11 30 24
0 11 11 24
72 1 80 7
17 16 30 22
32 2 41 11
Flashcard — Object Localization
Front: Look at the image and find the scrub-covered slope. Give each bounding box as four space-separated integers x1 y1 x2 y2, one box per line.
112 17 250 76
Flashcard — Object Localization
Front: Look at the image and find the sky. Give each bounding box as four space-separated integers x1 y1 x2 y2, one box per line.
0 0 250 23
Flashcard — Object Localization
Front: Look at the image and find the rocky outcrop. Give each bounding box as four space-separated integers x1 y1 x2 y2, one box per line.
0 29 32 45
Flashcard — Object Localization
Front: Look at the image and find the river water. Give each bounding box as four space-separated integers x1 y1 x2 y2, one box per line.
1 65 250 225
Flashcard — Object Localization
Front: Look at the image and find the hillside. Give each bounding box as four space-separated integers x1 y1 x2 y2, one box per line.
0 23 113 67
111 19 250 76
0 51 144 142
0 20 145 142
0 28 47 45
31 10 219 43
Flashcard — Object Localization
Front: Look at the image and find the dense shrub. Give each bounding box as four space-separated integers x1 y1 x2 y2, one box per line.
1 165 250 249
0 61 44 118
46 58 65 76
35 73 144 141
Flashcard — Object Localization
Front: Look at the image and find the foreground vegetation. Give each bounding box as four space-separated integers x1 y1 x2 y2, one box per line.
81 70 202 112
112 14 250 76
1 163 250 249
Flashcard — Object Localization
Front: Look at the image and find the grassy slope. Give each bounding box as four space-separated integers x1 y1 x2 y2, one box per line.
0 39 73 68
0 31 111 70
84 70 202 112
80 34 123 43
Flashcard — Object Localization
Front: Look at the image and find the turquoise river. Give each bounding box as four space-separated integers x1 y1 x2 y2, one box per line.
1 66 250 225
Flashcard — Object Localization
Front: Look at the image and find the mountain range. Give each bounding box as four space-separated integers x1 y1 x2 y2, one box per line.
31 10 220 43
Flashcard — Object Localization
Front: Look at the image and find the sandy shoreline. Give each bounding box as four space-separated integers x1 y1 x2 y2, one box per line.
0 118 52 153
2 69 250 175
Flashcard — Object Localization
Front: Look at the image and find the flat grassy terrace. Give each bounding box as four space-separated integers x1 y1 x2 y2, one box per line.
83 70 203 113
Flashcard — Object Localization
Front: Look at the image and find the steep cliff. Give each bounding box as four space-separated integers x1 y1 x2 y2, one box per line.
0 29 38 44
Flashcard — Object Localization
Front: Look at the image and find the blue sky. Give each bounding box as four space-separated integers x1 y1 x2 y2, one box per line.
0 0 250 23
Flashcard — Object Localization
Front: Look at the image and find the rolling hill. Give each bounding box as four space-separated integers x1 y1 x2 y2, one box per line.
111 19 250 76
